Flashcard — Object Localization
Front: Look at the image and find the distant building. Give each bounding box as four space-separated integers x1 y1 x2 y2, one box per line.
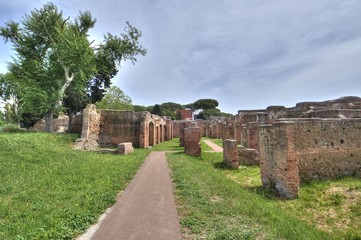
175 109 193 120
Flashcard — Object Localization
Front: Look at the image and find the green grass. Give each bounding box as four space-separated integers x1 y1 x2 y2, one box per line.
201 137 223 152
0 132 150 239
153 139 361 239
168 152 331 239
151 138 184 151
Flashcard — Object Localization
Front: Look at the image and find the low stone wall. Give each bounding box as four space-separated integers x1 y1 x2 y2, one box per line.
259 119 361 199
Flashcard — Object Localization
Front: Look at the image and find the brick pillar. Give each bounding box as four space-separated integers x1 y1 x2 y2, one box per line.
223 139 239 168
179 121 192 147
184 126 201 157
246 122 260 151
259 121 299 199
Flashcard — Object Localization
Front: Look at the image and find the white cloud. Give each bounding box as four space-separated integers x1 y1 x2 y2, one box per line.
1 0 361 113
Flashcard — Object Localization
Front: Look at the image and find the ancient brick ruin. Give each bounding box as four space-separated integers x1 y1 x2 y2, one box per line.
184 122 201 157
74 104 173 150
30 96 361 199
203 96 361 198
259 119 361 198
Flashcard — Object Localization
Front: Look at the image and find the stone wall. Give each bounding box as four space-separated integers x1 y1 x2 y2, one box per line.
99 110 143 148
32 113 69 132
259 119 361 199
74 105 167 149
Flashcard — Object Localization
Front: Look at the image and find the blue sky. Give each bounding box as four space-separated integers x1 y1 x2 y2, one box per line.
1 0 361 114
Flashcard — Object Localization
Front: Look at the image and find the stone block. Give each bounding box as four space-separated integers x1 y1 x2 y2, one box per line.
118 142 134 155
238 146 261 165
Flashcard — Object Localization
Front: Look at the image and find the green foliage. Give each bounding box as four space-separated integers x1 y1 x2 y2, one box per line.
0 110 5 126
0 133 149 239
193 98 219 110
197 108 231 120
150 104 162 115
0 3 96 126
146 102 184 119
1 3 146 129
96 86 133 110
0 123 22 132
133 105 147 112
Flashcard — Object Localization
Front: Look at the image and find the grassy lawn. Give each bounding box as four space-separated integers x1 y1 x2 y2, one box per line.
0 132 150 239
151 138 184 152
159 139 360 239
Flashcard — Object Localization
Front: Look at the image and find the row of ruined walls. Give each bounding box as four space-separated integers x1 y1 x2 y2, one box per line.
74 104 173 150
187 115 361 198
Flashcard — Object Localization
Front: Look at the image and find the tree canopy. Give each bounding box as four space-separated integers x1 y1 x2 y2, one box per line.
193 98 219 110
0 3 146 131
96 86 133 110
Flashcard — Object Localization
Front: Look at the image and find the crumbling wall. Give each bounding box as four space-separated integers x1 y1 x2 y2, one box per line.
32 113 69 132
74 104 100 150
259 119 361 199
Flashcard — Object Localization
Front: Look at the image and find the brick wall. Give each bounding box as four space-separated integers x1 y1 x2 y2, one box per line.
259 119 361 199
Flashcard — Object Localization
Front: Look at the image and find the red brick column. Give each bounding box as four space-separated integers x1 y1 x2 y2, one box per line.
259 121 299 199
223 139 239 169
184 126 201 157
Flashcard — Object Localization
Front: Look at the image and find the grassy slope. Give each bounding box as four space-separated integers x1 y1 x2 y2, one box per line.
0 132 149 239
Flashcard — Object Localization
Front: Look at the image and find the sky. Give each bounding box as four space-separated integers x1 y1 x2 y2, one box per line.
0 0 361 114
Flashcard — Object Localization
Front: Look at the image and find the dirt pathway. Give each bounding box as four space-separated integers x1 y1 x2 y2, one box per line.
88 151 182 240
203 139 223 152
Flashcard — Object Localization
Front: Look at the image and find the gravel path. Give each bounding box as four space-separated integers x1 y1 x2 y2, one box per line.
203 139 223 152
83 151 182 240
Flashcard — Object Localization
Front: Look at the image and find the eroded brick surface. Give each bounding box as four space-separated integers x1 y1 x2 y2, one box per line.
184 124 201 157
223 139 239 169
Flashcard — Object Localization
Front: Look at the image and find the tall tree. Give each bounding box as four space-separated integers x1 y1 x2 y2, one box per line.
0 3 146 131
96 86 133 110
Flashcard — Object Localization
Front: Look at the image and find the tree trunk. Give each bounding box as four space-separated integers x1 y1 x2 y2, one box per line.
44 110 54 132
68 111 76 133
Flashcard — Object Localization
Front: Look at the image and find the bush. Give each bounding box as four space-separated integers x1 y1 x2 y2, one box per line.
0 123 24 132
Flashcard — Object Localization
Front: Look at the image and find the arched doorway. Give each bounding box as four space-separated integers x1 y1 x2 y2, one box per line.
149 122 155 146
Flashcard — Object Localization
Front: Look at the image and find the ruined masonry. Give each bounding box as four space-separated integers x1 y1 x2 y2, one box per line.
74 104 173 150
179 96 361 199
184 122 201 157
47 96 361 199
